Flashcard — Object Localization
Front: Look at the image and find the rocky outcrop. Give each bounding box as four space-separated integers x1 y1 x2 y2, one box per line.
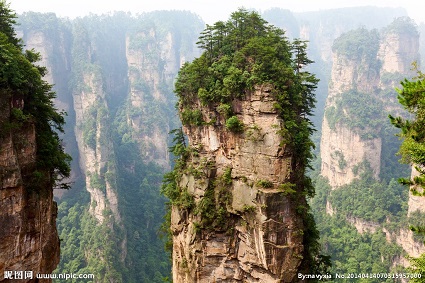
73 72 120 223
0 84 59 282
385 228 425 259
320 20 419 188
407 167 425 216
172 85 308 283
346 216 379 234
126 30 172 169
320 118 381 188
378 32 419 74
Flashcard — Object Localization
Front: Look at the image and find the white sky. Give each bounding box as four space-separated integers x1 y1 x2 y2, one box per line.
9 0 425 25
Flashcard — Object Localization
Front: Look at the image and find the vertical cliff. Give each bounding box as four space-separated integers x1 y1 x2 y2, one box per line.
317 17 425 272
171 87 311 282
0 110 60 282
165 10 322 282
320 18 419 188
0 6 69 282
125 12 200 168
15 11 204 282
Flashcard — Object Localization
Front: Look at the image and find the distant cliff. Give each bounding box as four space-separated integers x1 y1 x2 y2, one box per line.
318 17 425 269
16 11 203 282
321 18 419 188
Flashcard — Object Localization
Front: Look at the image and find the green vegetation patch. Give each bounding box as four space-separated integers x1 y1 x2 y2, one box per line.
325 89 385 139
332 28 380 61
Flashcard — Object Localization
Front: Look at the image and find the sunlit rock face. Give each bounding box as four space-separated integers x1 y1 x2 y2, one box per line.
0 89 59 282
172 84 310 283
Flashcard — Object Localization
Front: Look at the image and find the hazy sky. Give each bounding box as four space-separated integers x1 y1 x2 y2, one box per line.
9 0 425 24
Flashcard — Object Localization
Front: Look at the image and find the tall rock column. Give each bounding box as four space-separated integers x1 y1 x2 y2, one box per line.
320 28 382 188
166 10 320 283
0 106 60 282
171 85 307 282
320 18 419 188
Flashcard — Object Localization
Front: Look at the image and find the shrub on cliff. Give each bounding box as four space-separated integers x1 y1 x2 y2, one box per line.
0 0 71 188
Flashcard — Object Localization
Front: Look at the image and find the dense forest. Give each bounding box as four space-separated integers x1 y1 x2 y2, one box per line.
7 4 425 282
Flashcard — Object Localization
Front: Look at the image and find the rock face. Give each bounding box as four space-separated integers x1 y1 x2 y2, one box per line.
320 22 419 188
319 18 425 268
0 81 59 282
172 85 308 283
407 167 425 216
320 117 382 188
385 228 425 259
126 29 181 169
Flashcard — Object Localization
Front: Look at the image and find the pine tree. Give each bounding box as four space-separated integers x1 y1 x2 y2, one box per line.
390 65 425 281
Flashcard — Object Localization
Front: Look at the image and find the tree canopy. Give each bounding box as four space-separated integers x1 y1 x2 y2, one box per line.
175 9 318 174
390 66 425 280
390 67 425 191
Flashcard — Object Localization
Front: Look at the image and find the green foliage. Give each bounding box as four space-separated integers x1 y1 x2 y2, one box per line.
310 174 407 281
54 187 125 283
390 67 425 273
222 167 232 185
181 109 204 126
216 103 232 118
319 215 403 282
0 0 21 46
225 115 244 133
329 176 406 223
390 68 425 188
0 2 71 188
326 90 385 138
332 28 380 61
278 182 297 195
113 103 173 282
408 253 425 282
383 16 418 37
242 205 256 213
256 179 273 188
10 108 30 123
193 177 233 232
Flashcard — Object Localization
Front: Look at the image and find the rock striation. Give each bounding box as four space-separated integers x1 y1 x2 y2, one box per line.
171 85 310 283
319 17 425 268
320 19 419 188
0 67 59 283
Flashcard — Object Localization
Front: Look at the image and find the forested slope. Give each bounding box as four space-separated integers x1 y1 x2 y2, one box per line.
14 5 423 282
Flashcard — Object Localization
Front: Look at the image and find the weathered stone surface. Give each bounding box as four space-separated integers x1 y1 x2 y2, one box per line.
172 85 307 282
320 27 419 189
320 22 424 268
0 100 59 282
320 118 381 188
407 167 425 216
